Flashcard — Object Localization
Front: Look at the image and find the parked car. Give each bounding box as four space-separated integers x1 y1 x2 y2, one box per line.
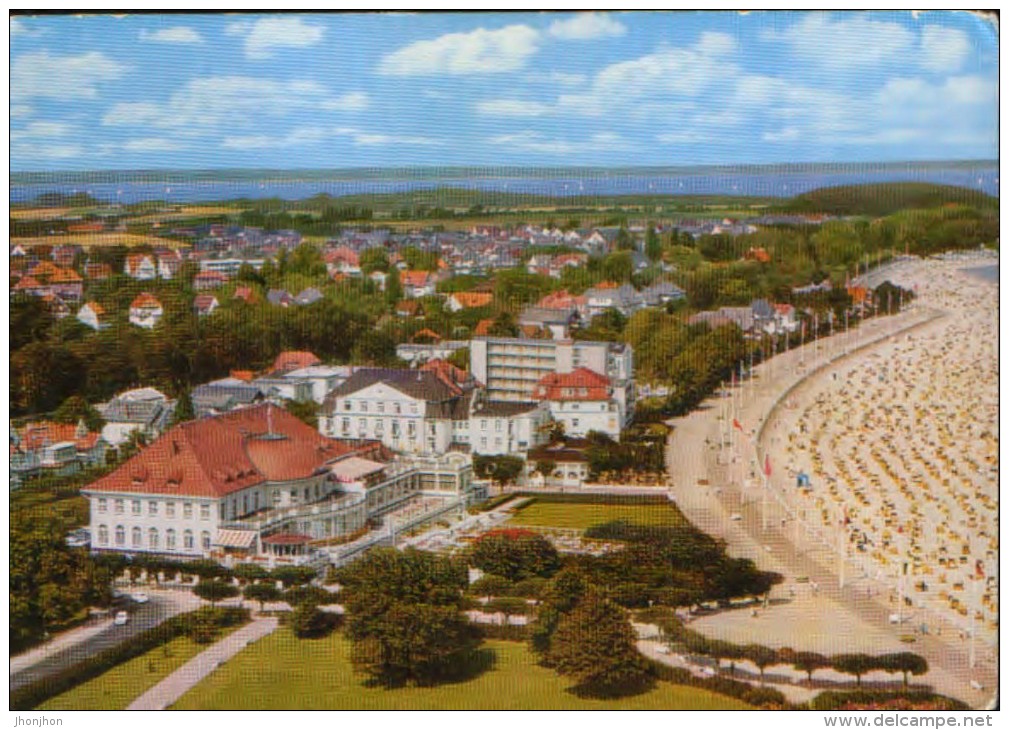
131 592 149 604
114 611 129 626
65 529 90 548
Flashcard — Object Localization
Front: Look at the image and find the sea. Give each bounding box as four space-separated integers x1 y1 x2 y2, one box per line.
9 161 998 206
962 265 999 284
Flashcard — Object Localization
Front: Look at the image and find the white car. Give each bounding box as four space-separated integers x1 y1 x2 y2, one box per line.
131 592 150 604
730 513 743 522
114 611 129 626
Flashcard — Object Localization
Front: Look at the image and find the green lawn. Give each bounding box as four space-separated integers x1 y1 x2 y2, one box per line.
508 500 687 531
38 635 206 711
172 631 749 710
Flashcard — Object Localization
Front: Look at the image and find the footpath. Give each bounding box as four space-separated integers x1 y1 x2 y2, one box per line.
126 616 279 711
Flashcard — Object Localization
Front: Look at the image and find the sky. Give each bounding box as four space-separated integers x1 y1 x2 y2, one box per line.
8 11 999 171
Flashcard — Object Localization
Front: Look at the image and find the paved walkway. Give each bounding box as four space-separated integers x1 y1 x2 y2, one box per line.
126 616 279 711
9 618 114 675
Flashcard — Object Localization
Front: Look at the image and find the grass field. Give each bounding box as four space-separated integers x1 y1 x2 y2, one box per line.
38 635 206 711
10 233 188 249
507 499 687 531
172 631 748 710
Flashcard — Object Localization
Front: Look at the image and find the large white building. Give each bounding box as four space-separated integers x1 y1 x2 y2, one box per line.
532 368 623 440
82 404 474 568
469 336 634 423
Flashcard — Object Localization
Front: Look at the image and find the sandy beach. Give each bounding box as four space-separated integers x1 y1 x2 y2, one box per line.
666 253 998 708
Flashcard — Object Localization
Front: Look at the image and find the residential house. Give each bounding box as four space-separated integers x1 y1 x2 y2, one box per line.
11 420 108 482
281 365 355 404
193 294 219 317
532 368 623 441
51 244 83 267
689 307 754 334
395 299 424 318
129 293 164 329
84 262 113 281
41 293 71 319
401 270 437 298
156 251 184 279
294 288 324 306
445 291 493 312
273 351 322 374
584 282 644 318
267 289 294 307
527 441 592 488
640 281 686 307
191 377 266 417
194 271 229 291
324 246 361 277
233 286 257 304
77 301 108 330
466 394 550 456
95 387 176 447
368 271 388 291
125 254 158 280
536 290 588 317
517 306 582 340
394 339 468 367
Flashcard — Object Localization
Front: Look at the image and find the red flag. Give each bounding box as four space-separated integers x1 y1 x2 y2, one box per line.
763 454 771 477
975 559 985 579
733 418 743 432
843 506 850 526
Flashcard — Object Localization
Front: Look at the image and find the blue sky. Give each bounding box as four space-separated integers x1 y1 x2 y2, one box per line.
9 11 999 171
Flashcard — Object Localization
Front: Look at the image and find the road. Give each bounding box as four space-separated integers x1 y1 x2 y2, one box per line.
9 588 201 694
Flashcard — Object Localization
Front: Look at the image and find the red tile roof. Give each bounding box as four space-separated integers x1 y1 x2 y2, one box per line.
411 327 442 343
420 358 468 394
537 290 587 309
473 319 494 336
272 350 321 373
233 286 256 303
130 292 162 310
401 270 432 288
84 404 356 498
534 367 611 401
450 292 493 308
19 421 102 452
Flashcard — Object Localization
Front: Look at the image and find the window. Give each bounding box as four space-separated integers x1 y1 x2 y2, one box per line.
200 503 210 520
115 525 125 546
394 402 401 414
98 498 107 513
98 524 109 545
114 499 124 514
480 437 487 448
571 403 580 410
253 492 259 511
358 418 367 434
242 495 249 514
392 421 400 437
132 526 142 547
343 400 352 411
408 422 416 437
361 401 368 413
166 529 176 551
572 419 580 428
410 403 418 414
378 401 385 413
480 420 487 430
273 490 281 505
166 501 176 518
342 418 350 435
201 531 211 551
183 503 193 519
149 500 158 516
375 420 384 435
148 528 159 549
132 500 141 515
495 437 502 447
183 530 194 550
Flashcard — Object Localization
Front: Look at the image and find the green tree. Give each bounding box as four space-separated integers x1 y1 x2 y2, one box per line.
171 389 195 425
472 455 525 486
193 580 240 607
271 565 317 588
290 602 333 638
615 226 634 251
52 395 106 431
544 589 653 698
744 643 780 684
359 248 390 274
645 225 662 262
243 582 282 612
284 399 318 429
791 650 830 684
878 652 929 688
831 653 878 688
469 529 561 582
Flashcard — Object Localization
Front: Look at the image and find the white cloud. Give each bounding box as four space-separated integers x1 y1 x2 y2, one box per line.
490 130 631 155
768 14 914 70
10 104 33 118
102 76 368 130
920 25 970 72
123 137 187 152
10 18 42 37
320 91 371 111
222 126 442 150
378 24 540 76
762 127 801 143
10 121 82 160
226 17 325 59
525 71 586 88
476 99 552 117
11 51 127 99
140 26 204 44
548 12 626 40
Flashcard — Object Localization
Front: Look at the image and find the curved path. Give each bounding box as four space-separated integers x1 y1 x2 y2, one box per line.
665 258 997 709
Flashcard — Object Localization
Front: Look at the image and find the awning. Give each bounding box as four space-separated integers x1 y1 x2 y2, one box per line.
261 532 313 546
214 529 257 549
330 456 386 483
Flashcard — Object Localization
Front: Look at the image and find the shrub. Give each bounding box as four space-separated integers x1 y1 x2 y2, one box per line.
484 597 532 617
811 690 968 711
608 582 652 608
284 585 337 606
470 529 561 582
290 603 339 639
510 576 549 599
467 573 514 599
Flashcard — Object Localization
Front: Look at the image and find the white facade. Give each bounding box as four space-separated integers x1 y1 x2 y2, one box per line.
468 401 551 455
546 399 621 440
129 304 163 329
76 303 104 331
320 382 452 456
90 492 220 558
283 366 353 404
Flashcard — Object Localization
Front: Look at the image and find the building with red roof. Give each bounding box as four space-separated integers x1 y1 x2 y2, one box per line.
11 420 109 484
81 403 471 566
129 293 164 329
533 368 622 440
272 350 321 374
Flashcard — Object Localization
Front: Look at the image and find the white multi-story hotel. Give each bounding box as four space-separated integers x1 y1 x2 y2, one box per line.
469 336 634 423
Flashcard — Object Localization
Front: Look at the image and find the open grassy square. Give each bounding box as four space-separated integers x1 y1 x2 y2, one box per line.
171 630 749 710
507 498 687 531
